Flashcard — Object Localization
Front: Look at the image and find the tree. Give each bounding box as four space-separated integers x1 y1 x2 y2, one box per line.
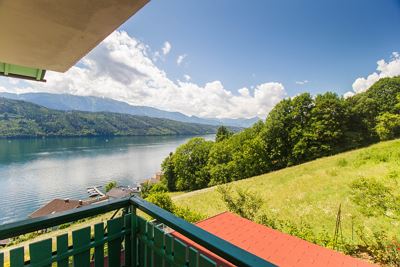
105 181 117 192
298 92 348 159
215 126 233 142
375 112 400 140
161 152 176 191
173 137 214 191
261 98 294 170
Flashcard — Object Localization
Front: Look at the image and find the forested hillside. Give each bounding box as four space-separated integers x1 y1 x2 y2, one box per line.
161 77 400 191
0 98 223 137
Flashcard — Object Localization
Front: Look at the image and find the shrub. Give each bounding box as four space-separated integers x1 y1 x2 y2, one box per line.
105 181 117 192
217 185 263 220
174 206 205 223
145 192 174 212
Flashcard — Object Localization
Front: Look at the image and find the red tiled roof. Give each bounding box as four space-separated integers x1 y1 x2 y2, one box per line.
172 212 377 267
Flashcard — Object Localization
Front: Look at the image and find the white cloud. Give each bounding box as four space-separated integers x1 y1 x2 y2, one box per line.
162 41 171 55
177 54 187 66
1 31 286 119
345 52 400 97
295 80 309 85
343 91 355 99
183 74 191 81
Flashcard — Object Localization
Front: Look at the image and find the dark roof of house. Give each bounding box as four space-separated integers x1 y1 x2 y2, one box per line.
106 187 137 199
29 199 86 218
172 212 377 267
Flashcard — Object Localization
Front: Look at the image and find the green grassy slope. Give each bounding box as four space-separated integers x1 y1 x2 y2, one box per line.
174 139 400 238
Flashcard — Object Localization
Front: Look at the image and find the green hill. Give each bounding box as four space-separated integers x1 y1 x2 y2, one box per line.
173 139 400 245
0 97 226 137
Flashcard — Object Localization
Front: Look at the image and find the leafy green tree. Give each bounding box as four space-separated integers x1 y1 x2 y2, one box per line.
375 112 400 140
298 92 348 159
261 98 294 170
161 152 176 191
215 126 233 142
105 181 117 192
173 137 213 191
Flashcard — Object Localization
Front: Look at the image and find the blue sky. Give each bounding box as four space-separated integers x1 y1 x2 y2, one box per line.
122 0 400 96
1 0 400 119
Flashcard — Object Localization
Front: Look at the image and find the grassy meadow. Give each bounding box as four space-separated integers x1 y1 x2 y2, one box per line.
173 139 400 240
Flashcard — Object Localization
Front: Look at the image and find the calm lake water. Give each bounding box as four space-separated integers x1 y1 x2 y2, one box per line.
0 135 213 224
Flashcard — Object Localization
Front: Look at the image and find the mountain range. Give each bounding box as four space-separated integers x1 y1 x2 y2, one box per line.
0 97 233 137
0 92 259 127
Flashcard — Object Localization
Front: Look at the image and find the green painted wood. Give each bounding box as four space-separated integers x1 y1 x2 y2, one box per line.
153 226 164 267
94 223 105 267
173 238 187 266
10 247 24 267
72 226 91 267
164 234 173 267
0 198 130 240
137 217 147 267
199 254 217 267
188 247 198 267
29 238 52 267
107 217 123 267
0 62 46 81
130 206 137 267
146 222 153 267
57 233 69 267
124 214 132 267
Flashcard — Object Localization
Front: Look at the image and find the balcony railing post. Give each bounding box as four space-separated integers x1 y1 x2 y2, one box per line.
130 203 137 267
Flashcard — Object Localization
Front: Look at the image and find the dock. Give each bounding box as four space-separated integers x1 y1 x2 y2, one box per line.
87 186 105 197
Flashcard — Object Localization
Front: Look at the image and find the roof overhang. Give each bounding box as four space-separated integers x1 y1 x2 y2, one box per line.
0 0 149 81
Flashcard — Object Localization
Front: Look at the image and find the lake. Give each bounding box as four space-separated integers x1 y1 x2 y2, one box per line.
0 135 213 224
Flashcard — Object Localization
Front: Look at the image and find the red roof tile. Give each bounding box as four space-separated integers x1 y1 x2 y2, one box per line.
172 212 377 267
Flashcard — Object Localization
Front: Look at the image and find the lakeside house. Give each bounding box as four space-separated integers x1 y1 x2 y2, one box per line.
29 199 87 219
141 171 163 186
106 186 140 199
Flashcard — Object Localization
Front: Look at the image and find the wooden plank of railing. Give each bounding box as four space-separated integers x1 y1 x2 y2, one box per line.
200 254 218 267
153 226 164 266
72 227 91 267
165 234 173 267
9 247 24 267
29 239 52 267
107 217 123 267
189 247 199 267
56 234 69 267
94 223 105 267
124 214 132 267
174 238 188 265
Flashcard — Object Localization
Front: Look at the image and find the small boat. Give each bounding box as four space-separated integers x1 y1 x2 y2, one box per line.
89 192 99 197
87 189 96 193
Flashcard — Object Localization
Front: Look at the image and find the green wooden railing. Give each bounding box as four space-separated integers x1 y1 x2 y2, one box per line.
0 197 276 267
